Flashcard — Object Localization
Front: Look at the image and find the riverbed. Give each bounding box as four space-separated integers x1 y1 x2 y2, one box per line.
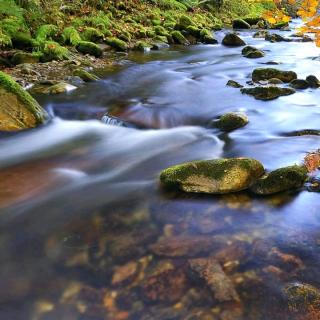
1 22 320 319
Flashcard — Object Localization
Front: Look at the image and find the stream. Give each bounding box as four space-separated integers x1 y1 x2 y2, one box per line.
1 21 320 319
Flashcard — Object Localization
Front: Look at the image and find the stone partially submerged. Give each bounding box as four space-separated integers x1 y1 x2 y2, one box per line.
160 158 264 194
222 33 246 47
0 71 48 131
241 86 295 100
252 68 297 83
214 112 249 132
250 165 308 195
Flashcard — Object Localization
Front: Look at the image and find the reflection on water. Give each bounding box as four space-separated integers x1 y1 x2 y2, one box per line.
1 21 320 320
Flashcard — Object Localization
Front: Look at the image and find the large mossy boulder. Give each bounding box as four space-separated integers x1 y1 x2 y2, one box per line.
214 112 249 132
76 41 103 57
105 37 128 52
160 158 265 194
171 31 189 45
250 165 307 195
0 71 48 131
222 33 246 47
252 68 297 83
241 86 295 100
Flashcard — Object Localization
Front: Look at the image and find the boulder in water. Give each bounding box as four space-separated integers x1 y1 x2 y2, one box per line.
226 80 243 88
214 112 249 132
306 75 320 88
289 79 309 90
250 165 308 195
0 71 48 131
160 158 264 194
242 46 265 58
241 86 295 100
222 33 246 47
252 68 297 83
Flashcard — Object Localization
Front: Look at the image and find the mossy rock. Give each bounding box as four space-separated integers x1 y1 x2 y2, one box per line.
241 86 295 101
171 31 189 45
243 17 263 26
200 29 218 44
226 80 243 88
81 27 104 42
153 35 169 44
232 19 251 29
222 33 246 47
242 46 264 58
265 33 290 43
186 26 201 38
0 71 48 131
268 78 283 84
215 112 249 132
133 41 151 52
41 41 70 62
252 68 297 83
30 81 76 95
306 75 320 88
73 69 99 82
160 158 265 194
253 30 269 39
11 33 39 51
177 15 193 30
283 282 320 313
62 27 81 46
11 52 40 65
105 37 127 51
271 21 289 29
289 79 309 90
76 41 103 57
250 165 307 195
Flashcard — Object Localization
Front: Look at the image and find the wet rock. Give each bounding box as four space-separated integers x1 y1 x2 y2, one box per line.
188 257 240 302
11 52 40 65
142 264 188 303
289 79 309 90
30 81 76 95
306 75 320 88
222 33 246 47
0 71 48 131
244 17 264 26
252 68 297 83
214 112 249 132
160 158 264 194
283 129 320 137
226 80 243 88
241 86 295 100
250 165 308 195
232 19 251 29
150 235 225 258
268 78 283 84
242 46 265 59
265 33 291 42
253 30 269 38
283 282 320 312
134 41 151 52
72 68 99 82
151 42 170 50
214 241 249 267
200 29 218 44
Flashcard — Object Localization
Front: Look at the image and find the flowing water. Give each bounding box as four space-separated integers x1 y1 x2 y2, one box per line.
1 22 320 319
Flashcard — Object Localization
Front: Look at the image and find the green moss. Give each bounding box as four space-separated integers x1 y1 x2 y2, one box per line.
41 41 70 62
105 37 127 51
0 30 12 48
186 25 201 38
81 27 104 42
62 27 81 46
177 15 193 30
76 41 103 57
171 30 188 45
133 41 151 51
0 17 28 36
36 24 58 42
0 71 48 124
250 165 308 195
154 26 169 37
73 69 99 82
241 86 295 101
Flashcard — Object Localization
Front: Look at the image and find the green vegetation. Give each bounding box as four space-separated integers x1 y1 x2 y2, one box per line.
0 0 276 60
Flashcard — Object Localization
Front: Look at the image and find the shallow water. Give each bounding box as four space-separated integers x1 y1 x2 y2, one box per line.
1 22 320 319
